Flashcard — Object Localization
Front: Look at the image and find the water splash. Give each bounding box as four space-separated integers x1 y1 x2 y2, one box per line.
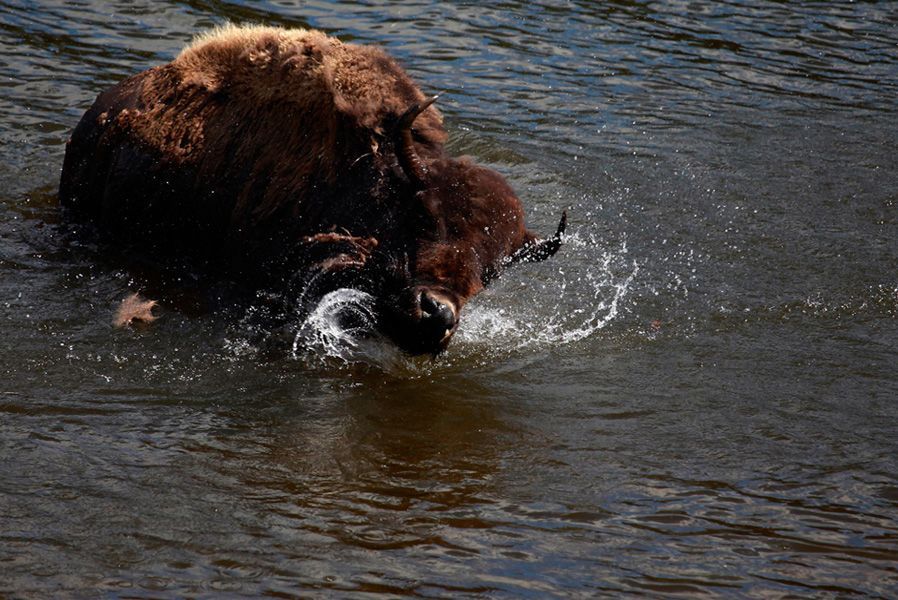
456 234 638 353
290 288 403 367
226 226 640 369
291 288 374 357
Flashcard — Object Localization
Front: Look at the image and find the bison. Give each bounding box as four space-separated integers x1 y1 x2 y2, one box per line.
59 24 565 355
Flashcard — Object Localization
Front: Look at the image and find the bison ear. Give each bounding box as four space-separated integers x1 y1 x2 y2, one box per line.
509 211 567 265
394 94 439 189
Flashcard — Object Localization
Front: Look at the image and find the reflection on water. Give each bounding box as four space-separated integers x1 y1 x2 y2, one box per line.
2 0 897 596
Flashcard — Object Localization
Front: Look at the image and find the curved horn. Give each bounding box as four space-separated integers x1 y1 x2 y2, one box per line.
510 211 567 264
394 94 439 188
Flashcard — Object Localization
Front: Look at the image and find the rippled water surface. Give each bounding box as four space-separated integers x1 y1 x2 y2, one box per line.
2 1 898 596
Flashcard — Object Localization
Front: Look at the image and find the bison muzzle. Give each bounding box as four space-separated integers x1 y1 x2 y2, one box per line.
59 24 565 355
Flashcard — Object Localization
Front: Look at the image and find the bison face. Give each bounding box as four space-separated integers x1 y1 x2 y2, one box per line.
316 96 565 356
371 157 565 356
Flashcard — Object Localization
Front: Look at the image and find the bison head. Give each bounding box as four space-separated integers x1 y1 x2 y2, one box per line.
350 97 566 356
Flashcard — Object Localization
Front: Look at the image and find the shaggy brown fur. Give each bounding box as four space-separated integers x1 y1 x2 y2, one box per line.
59 24 563 354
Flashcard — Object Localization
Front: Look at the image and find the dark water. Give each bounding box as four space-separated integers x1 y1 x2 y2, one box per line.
2 0 898 596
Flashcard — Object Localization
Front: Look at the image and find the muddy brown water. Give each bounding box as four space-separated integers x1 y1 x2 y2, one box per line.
2 1 897 597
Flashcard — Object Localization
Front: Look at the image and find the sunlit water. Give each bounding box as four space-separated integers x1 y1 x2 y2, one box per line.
2 1 897 597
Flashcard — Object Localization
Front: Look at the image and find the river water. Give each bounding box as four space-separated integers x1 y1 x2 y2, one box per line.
2 1 897 597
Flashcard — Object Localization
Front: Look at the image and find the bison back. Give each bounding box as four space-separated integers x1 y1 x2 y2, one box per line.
59 25 446 269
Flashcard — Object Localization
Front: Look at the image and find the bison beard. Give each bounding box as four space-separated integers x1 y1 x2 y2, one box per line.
59 24 565 356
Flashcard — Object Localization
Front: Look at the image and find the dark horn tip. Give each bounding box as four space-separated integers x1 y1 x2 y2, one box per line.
397 94 441 129
555 210 568 240
534 210 568 261
507 209 567 266
421 93 443 110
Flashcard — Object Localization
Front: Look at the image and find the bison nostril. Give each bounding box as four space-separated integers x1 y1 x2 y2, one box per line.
419 292 438 315
419 292 456 330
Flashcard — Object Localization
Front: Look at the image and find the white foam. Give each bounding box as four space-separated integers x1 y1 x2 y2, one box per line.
456 240 638 353
291 288 376 360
